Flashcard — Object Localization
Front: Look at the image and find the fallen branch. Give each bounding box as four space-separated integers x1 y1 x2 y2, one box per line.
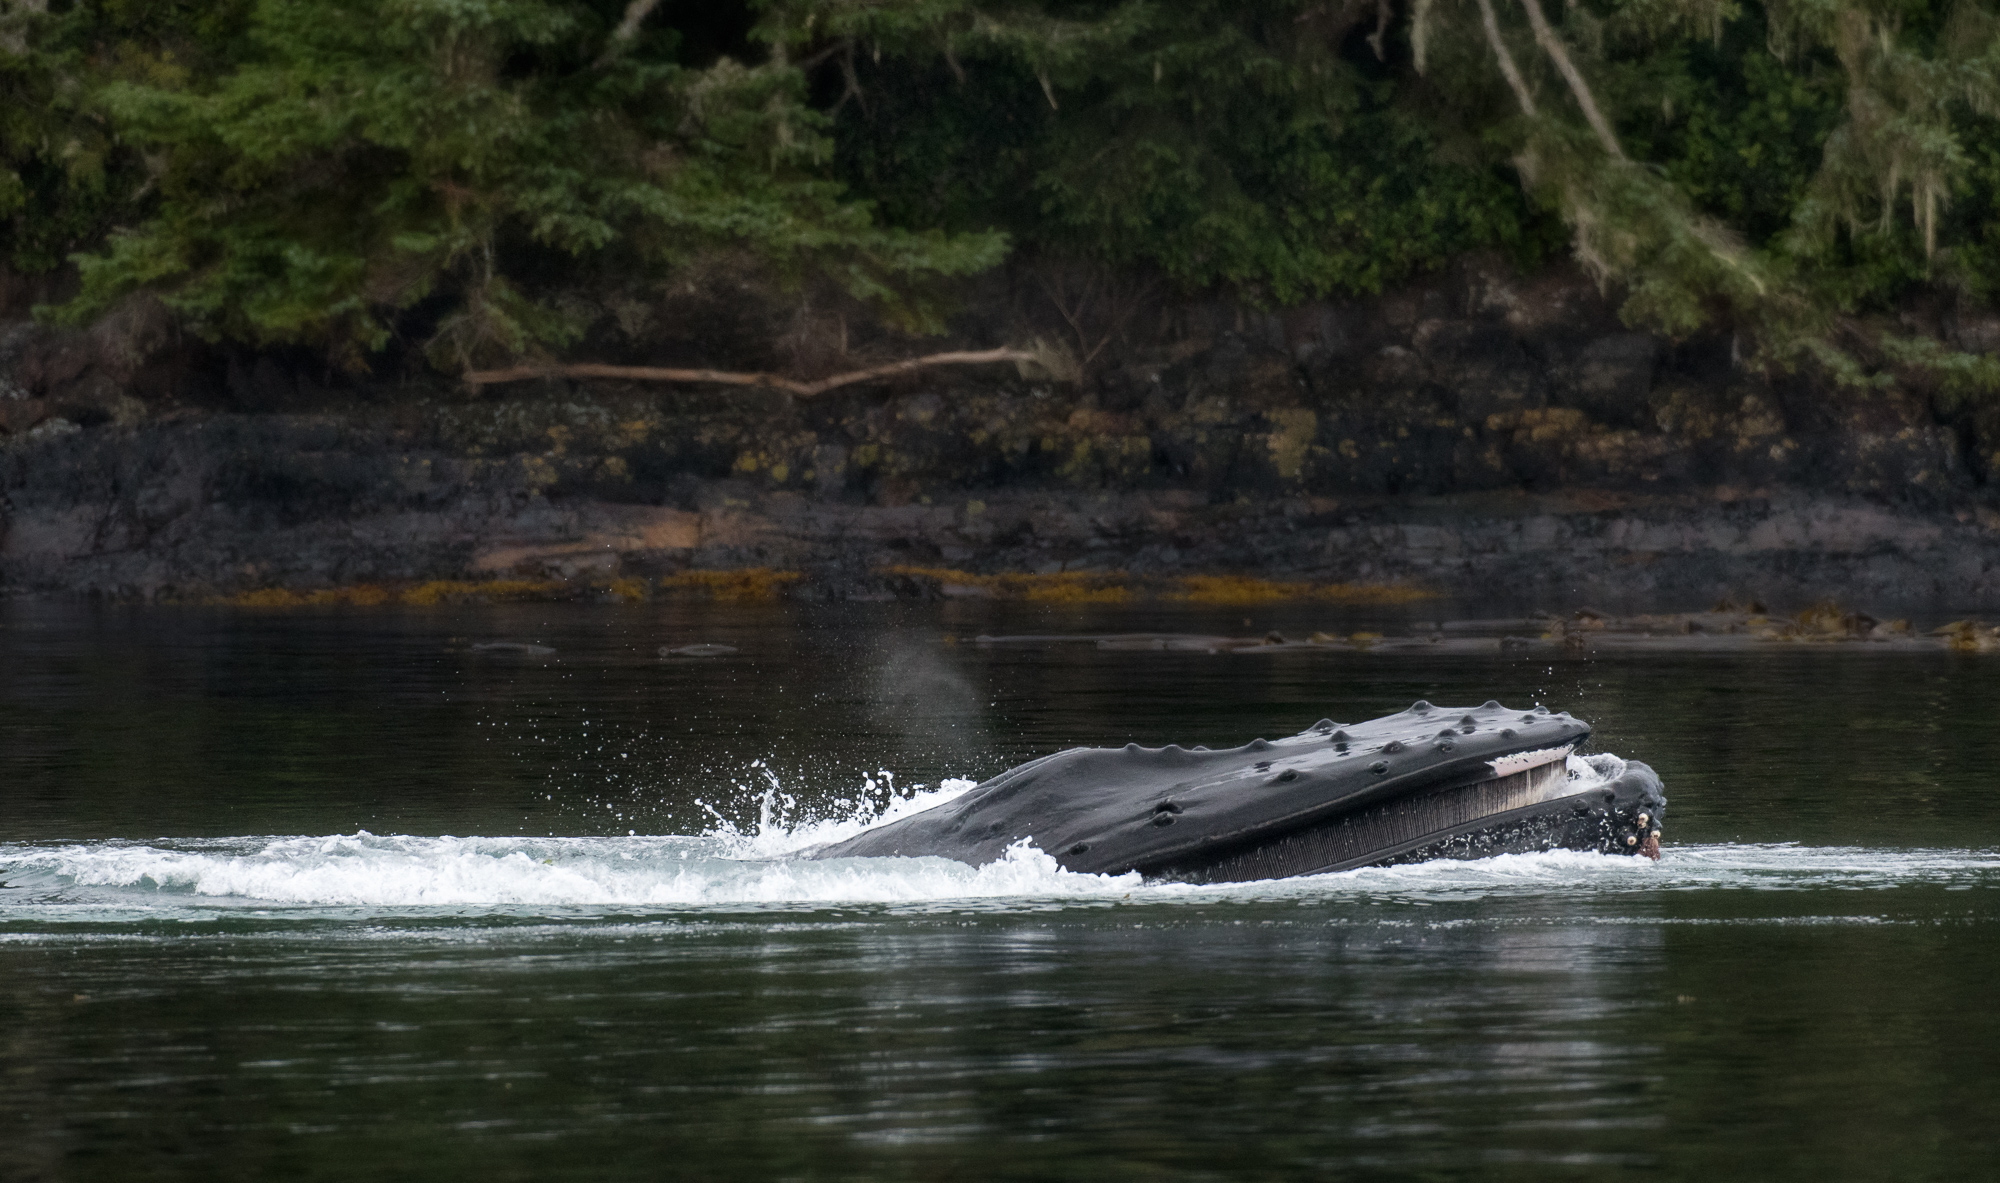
463 347 1041 396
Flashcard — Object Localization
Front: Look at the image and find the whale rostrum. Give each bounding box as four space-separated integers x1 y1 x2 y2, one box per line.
810 701 1667 882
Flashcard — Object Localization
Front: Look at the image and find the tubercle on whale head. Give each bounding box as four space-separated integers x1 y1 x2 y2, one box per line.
1218 707 1590 806
808 699 1651 882
1261 703 1589 771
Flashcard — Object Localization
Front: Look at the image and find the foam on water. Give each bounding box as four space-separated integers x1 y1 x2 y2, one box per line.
2 837 1994 919
2 754 1993 918
0 831 1140 910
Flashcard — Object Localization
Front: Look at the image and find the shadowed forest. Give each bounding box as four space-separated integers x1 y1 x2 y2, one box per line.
8 1 2000 605
7 0 2000 390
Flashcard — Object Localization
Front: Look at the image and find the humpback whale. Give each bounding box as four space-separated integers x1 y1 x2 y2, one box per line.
811 701 1665 882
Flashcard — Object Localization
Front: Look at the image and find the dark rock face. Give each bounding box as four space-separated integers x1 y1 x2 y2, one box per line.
5 412 1998 605
809 702 1667 882
2 256 1998 601
1553 333 1659 429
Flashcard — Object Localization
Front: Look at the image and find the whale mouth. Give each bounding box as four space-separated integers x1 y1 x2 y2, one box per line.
1152 745 1590 883
809 701 1666 884
1150 740 1668 885
1487 745 1578 778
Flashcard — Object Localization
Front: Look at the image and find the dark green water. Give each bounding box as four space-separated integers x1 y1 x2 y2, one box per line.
3 602 1997 1181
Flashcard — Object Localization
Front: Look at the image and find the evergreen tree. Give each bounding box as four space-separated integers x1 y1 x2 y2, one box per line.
38 0 1003 369
5 0 2000 392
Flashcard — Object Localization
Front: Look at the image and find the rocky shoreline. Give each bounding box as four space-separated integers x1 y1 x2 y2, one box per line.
5 259 1999 609
4 405 1998 609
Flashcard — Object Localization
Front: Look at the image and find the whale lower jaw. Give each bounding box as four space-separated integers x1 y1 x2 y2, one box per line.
806 702 1666 880
1139 750 1651 884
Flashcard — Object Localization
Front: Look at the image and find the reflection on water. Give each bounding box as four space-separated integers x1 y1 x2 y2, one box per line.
2 601 1998 1180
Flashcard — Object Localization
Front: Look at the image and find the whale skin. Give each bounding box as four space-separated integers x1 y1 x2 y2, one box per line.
810 700 1667 882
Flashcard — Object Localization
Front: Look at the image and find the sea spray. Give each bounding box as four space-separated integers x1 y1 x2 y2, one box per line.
701 763 981 859
3 833 1997 918
5 750 1996 914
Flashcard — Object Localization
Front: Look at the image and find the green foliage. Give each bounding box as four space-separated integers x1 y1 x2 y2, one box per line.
14 0 2000 394
1880 330 2000 405
44 0 1002 367
823 2 1561 299
1640 41 1845 242
798 0 2000 372
0 1 251 275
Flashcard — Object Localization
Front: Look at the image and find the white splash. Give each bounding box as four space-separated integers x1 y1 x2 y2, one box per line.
1566 750 1628 787
3 754 1993 917
0 832 1136 910
695 765 981 859
2 834 1993 917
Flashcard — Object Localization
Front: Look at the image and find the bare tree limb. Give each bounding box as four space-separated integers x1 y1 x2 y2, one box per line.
1516 0 1626 159
594 0 662 66
833 40 868 115
1036 260 1155 370
464 348 1041 396
1412 0 1436 74
1474 0 1538 116
792 40 849 72
1366 0 1392 61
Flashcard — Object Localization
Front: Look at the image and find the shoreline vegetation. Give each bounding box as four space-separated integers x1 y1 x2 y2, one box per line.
9 0 2000 403
7 2 2000 605
210 572 2000 654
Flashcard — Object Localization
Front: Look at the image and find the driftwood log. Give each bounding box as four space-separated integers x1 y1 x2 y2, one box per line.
463 348 1040 396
